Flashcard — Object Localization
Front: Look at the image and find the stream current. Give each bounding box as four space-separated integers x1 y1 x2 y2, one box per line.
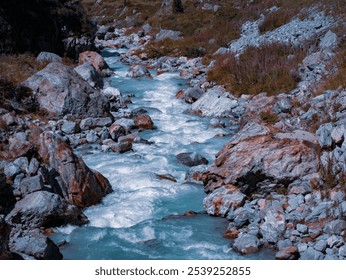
52 49 273 260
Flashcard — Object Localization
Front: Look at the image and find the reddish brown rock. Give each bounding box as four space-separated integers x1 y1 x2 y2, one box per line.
155 173 177 182
36 131 112 208
275 246 299 260
79 51 109 71
134 114 154 130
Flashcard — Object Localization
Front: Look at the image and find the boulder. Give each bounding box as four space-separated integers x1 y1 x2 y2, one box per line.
126 65 152 78
233 234 259 255
203 124 319 195
323 220 346 235
260 206 286 243
9 228 62 260
74 62 104 88
6 191 88 228
203 185 246 217
189 89 238 117
37 52 62 63
36 131 112 208
78 51 109 71
275 247 299 260
23 62 110 118
101 139 132 153
134 114 154 130
176 152 208 167
299 247 324 260
316 123 333 149
61 121 80 135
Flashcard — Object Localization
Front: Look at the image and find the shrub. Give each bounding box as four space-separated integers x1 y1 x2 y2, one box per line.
207 42 306 96
259 110 279 124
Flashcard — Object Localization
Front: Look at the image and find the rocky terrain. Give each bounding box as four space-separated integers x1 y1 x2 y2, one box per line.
1 0 346 259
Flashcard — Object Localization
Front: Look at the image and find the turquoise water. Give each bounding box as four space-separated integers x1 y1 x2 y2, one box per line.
51 49 274 260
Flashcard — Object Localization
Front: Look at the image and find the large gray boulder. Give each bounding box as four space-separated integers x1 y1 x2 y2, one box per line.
23 62 109 118
6 191 87 228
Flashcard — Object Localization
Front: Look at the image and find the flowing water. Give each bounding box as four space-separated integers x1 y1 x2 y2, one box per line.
52 49 274 260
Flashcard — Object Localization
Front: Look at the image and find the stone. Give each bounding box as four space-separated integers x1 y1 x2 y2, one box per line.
316 123 333 149
275 130 318 144
27 158 40 176
319 30 338 50
36 131 112 207
203 124 318 195
0 217 16 259
155 29 181 41
297 223 308 234
20 175 44 196
109 124 126 141
9 229 62 260
176 152 208 167
74 62 104 88
233 234 259 255
80 117 113 130
326 235 344 248
61 121 80 135
6 191 88 228
277 239 293 251
126 65 152 78
102 140 132 153
323 220 346 235
134 114 154 130
260 207 286 243
37 52 62 63
0 136 33 161
177 87 204 104
287 194 305 212
86 130 98 143
203 185 246 217
155 173 177 182
338 245 346 257
185 165 208 181
23 62 110 118
78 51 109 71
314 240 327 252
114 118 136 132
299 247 324 260
190 90 238 117
331 125 345 146
275 247 299 260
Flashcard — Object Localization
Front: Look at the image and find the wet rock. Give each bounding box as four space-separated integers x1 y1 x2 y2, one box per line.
126 65 152 78
176 152 208 167
275 247 299 260
155 173 177 182
299 247 324 260
109 124 126 141
37 52 62 63
78 51 109 71
6 191 87 228
80 117 113 130
177 87 204 104
23 62 109 118
19 175 45 196
74 62 104 89
233 234 259 255
102 139 132 153
203 185 246 217
9 228 62 260
323 220 346 235
61 121 80 135
134 114 154 130
36 131 112 207
185 165 208 182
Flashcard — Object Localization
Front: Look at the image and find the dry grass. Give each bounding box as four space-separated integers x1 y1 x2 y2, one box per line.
207 43 306 96
0 55 48 86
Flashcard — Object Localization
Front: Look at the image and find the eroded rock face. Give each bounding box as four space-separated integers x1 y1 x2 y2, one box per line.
23 62 110 118
203 124 319 195
36 131 112 208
